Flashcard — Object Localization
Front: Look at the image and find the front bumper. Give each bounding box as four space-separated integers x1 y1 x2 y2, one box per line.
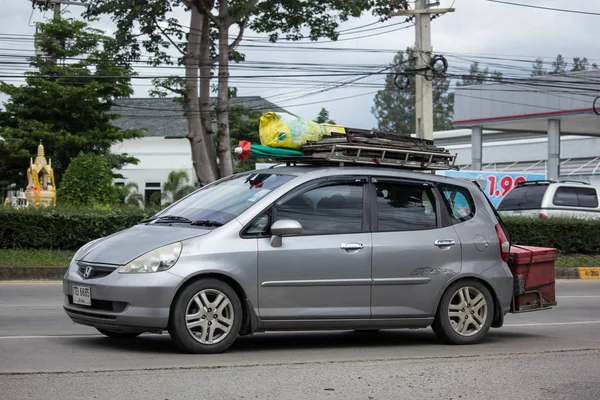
63 263 183 333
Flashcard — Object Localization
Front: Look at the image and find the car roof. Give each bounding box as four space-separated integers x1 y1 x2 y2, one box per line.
245 165 476 188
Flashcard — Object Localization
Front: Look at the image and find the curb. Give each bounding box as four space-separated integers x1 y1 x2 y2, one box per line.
1 266 600 281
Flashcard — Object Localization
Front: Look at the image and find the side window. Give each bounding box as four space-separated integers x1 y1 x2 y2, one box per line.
553 187 599 208
553 188 578 207
439 184 476 223
375 182 437 231
245 210 272 237
276 183 364 235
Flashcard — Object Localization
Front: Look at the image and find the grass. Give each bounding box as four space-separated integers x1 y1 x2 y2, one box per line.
556 254 600 268
0 249 75 267
1 249 600 268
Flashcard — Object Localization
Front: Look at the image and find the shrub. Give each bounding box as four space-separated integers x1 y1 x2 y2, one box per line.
0 205 155 250
504 217 600 254
58 153 117 206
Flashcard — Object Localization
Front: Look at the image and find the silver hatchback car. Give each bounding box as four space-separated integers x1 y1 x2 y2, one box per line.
63 166 514 353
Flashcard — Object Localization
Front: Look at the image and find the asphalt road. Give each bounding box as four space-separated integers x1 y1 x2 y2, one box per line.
1 280 599 400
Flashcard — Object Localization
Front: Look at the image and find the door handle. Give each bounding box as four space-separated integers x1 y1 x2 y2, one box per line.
341 243 364 251
434 239 456 247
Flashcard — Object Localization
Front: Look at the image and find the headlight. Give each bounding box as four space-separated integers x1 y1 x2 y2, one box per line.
119 242 182 274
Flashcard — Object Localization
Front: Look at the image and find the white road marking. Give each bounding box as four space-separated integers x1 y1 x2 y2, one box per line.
0 334 101 339
505 320 600 327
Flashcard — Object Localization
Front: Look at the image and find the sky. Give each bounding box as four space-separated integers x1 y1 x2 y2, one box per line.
1 0 599 131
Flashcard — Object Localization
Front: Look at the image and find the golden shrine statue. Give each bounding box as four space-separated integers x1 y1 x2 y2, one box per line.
25 142 56 206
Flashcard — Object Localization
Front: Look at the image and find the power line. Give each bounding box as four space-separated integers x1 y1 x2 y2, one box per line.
485 0 600 16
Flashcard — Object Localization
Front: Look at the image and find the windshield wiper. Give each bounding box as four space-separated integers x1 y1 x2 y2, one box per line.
148 215 193 224
190 219 224 227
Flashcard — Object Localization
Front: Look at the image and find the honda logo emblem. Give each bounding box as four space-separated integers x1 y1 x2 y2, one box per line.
83 266 93 278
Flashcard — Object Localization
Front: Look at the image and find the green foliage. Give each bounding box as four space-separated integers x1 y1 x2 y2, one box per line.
504 217 600 255
531 54 599 77
0 18 143 185
162 170 196 203
455 62 503 87
0 249 75 267
114 182 144 208
229 106 265 171
314 108 336 125
371 47 454 134
58 153 117 206
0 206 154 250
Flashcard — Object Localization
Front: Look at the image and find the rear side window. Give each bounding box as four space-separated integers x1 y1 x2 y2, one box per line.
439 184 476 223
498 185 548 211
375 182 437 231
553 187 598 208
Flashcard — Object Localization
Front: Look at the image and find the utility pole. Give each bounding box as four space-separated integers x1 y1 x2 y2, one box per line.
391 1 455 141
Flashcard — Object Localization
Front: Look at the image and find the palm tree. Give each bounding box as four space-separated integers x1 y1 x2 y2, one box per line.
115 182 144 208
162 170 196 204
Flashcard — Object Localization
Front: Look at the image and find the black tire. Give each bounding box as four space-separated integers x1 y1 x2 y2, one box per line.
432 279 494 345
96 328 141 339
169 278 243 354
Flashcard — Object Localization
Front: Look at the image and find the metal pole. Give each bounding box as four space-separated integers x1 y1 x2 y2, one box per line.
547 119 561 180
415 0 434 141
471 126 483 171
53 1 61 20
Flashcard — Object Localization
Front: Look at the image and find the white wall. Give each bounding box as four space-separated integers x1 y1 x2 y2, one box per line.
111 137 197 198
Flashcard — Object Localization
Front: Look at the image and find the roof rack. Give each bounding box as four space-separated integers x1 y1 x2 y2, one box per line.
558 180 591 185
271 131 457 171
516 180 556 186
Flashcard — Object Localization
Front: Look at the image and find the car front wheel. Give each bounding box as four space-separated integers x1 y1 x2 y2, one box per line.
169 279 242 354
432 280 493 345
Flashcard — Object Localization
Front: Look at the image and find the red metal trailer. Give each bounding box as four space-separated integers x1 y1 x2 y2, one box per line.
508 245 558 313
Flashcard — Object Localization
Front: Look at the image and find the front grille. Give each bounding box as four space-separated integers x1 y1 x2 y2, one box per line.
77 262 118 279
68 295 127 312
66 308 118 320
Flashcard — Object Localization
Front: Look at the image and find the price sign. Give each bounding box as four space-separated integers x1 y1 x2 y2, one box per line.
437 170 546 207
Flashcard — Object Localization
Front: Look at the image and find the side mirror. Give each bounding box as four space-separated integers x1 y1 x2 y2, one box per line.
269 219 302 248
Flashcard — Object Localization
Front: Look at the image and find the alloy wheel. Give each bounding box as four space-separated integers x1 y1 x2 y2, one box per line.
185 289 235 345
447 286 488 337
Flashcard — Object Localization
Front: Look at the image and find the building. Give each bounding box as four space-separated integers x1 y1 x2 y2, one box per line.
451 69 600 184
109 96 293 202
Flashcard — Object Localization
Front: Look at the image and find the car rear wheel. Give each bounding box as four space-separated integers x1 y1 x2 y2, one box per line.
96 328 141 339
432 280 493 345
169 279 242 354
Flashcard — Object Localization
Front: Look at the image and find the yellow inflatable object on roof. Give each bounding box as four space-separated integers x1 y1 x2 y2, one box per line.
259 112 346 149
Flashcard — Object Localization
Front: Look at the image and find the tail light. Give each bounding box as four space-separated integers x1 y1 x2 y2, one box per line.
495 224 510 262
539 213 548 219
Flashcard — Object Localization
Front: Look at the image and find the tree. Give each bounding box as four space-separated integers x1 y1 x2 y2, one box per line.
58 153 117 206
550 54 567 75
314 108 336 125
0 18 143 186
531 57 547 77
371 47 454 135
531 55 598 77
83 0 411 185
115 182 144 208
162 170 196 204
229 105 263 172
455 62 503 87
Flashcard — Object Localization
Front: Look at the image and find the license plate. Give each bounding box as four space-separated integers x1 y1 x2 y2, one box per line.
72 285 91 306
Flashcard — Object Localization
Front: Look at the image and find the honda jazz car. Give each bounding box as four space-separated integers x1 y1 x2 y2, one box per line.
63 166 514 353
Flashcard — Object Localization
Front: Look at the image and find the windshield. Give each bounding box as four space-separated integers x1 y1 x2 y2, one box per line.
154 173 296 225
498 185 548 211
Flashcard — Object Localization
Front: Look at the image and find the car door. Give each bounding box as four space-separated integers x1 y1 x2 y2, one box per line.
256 177 372 320
370 178 462 318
